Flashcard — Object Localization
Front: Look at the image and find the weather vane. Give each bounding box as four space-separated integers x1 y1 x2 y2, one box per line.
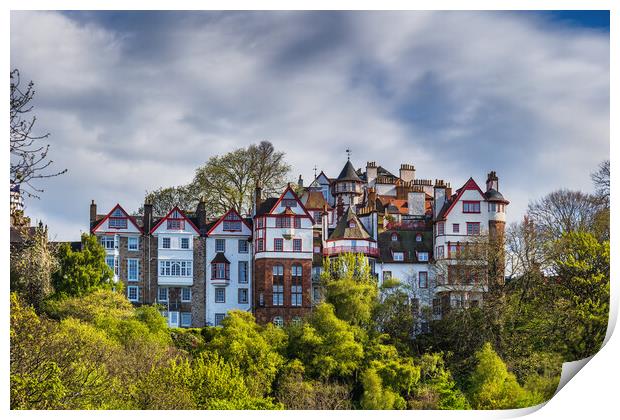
346 148 351 160
313 165 318 178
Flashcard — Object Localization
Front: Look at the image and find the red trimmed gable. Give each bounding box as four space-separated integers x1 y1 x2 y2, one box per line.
206 207 252 236
91 203 143 234
437 177 485 220
268 185 313 219
150 205 200 235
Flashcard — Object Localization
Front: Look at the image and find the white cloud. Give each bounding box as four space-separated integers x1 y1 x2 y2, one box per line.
10 11 609 240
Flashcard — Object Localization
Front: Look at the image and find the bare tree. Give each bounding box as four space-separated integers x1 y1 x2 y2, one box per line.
591 159 610 205
10 69 66 198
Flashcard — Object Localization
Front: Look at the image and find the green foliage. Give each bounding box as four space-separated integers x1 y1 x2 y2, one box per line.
206 310 286 397
373 281 416 350
467 343 542 409
360 367 406 409
287 303 364 380
322 253 378 327
409 353 470 410
52 233 114 298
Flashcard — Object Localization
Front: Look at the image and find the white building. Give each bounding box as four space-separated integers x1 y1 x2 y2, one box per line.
205 208 253 326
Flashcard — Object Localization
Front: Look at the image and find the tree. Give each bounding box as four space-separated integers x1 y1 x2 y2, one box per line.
52 234 115 298
286 303 364 380
591 159 610 205
206 311 286 397
359 367 406 409
10 224 58 311
136 185 199 217
321 253 378 327
467 343 541 409
10 69 66 198
527 189 602 240
409 353 470 410
373 280 416 350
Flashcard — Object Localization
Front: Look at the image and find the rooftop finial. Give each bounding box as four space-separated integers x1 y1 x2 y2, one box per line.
313 165 318 178
346 148 351 160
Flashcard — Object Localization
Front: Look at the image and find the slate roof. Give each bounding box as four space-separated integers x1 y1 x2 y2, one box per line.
256 197 279 216
211 252 231 264
328 207 373 241
377 227 433 263
300 190 331 210
336 160 363 182
484 189 509 203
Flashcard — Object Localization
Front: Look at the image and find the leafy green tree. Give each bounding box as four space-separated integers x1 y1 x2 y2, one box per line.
467 343 541 409
322 253 378 327
409 353 470 410
207 310 286 397
373 279 416 350
287 303 364 380
52 233 114 298
359 367 406 409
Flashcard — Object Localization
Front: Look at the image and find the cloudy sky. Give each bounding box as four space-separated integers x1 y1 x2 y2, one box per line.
10 11 609 241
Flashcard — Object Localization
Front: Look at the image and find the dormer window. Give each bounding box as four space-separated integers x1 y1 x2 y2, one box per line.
391 233 399 242
418 252 429 262
415 233 423 242
109 208 128 229
349 221 356 228
223 212 242 231
393 251 404 261
167 210 185 230
282 199 297 207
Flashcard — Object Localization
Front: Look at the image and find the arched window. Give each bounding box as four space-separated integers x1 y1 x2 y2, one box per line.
171 262 181 276
273 316 284 327
272 264 284 306
291 264 303 307
391 233 399 242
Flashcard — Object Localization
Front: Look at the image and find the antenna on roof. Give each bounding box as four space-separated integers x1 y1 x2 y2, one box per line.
346 148 351 160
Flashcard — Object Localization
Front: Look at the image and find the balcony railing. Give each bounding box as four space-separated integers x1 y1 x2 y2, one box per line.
323 246 380 257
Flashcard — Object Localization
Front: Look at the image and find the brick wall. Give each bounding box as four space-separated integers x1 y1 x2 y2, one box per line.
253 258 312 325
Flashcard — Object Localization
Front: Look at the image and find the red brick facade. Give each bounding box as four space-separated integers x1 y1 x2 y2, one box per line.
253 258 312 324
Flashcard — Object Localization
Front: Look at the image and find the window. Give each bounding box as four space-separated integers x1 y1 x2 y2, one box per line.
215 239 225 252
276 217 291 228
181 287 191 302
313 246 321 254
273 316 284 327
128 237 139 250
180 237 190 249
223 220 241 231
466 222 481 235
293 239 302 252
162 237 171 249
272 265 284 306
215 288 226 303
282 199 297 207
419 272 429 288
418 252 429 262
463 201 481 213
432 298 442 316
437 222 445 236
256 239 264 252
127 259 139 281
238 261 248 283
291 264 303 307
127 286 139 302
313 211 321 224
452 223 460 233
383 271 392 281
214 313 226 326
449 244 460 257
489 202 504 213
167 219 184 230
101 236 116 249
416 233 423 242
109 217 127 229
274 238 284 252
291 317 302 326
105 255 115 273
114 257 119 276
158 287 168 302
436 245 444 259
259 293 264 306
391 233 398 241
181 312 192 327
159 260 192 277
294 217 301 229
211 262 229 280
256 218 264 228
349 221 355 228
393 252 404 261
238 239 248 253
238 288 249 304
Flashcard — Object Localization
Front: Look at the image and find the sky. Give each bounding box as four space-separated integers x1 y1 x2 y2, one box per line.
10 10 609 241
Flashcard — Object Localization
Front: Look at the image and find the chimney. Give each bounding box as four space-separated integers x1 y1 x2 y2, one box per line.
399 164 415 183
90 200 97 226
196 198 206 232
366 161 378 186
298 174 304 188
143 201 153 233
254 181 263 216
433 179 447 218
445 183 452 200
486 171 499 191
